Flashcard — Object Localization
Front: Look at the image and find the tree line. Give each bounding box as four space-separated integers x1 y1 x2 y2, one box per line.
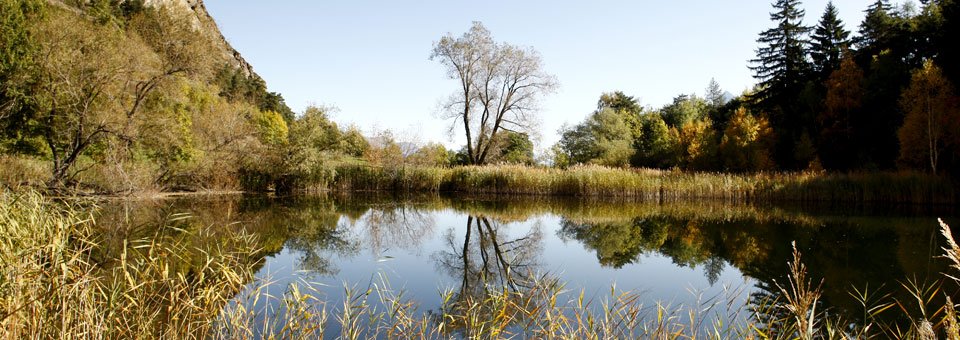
2 0 958 195
552 0 960 175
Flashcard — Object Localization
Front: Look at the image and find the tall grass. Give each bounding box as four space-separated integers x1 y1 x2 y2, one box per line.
0 190 258 339
3 190 960 339
0 154 49 190
328 164 959 204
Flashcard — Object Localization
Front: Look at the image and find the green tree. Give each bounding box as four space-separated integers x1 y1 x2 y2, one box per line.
341 126 369 158
810 1 851 76
0 0 43 138
597 91 642 116
431 22 558 165
490 131 535 165
749 0 812 107
29 11 161 185
289 106 343 153
409 142 451 167
936 0 960 88
254 110 288 147
660 94 708 129
857 0 894 53
898 60 958 174
860 50 911 169
597 91 643 139
634 112 675 169
214 65 295 125
557 108 633 167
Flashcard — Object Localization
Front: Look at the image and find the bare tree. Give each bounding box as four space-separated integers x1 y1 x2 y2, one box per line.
431 22 557 165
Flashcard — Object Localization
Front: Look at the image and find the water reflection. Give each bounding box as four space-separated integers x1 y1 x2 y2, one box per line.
95 194 958 333
557 208 958 330
433 215 543 299
359 203 436 256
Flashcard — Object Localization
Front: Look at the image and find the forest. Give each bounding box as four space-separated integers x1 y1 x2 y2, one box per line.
555 0 960 175
1 0 958 197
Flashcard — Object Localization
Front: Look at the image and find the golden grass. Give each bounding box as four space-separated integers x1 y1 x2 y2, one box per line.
329 164 958 204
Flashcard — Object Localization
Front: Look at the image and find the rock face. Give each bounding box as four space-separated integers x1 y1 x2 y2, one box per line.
143 0 258 79
46 0 260 79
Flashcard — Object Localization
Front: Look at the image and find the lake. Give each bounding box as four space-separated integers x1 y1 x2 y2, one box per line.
97 193 959 337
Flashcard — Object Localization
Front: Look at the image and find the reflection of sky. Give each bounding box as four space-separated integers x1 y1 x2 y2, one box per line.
242 208 756 331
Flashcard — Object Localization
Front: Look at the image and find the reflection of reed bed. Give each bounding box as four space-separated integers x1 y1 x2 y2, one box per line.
328 164 959 204
327 193 825 226
4 190 960 339
0 191 260 339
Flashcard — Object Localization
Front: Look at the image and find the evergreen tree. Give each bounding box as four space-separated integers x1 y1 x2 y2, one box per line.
597 91 641 116
810 1 851 76
937 0 960 88
857 0 893 53
705 78 726 107
749 0 812 169
749 0 812 107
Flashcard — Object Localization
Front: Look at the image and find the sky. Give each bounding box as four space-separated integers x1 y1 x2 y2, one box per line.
203 0 887 153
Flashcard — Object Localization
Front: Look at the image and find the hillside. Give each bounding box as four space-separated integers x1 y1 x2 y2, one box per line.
0 0 305 193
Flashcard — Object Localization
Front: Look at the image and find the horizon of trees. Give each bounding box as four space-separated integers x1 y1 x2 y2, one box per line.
2 0 959 195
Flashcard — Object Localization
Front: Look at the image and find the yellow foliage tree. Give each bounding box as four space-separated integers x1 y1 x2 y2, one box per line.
898 60 959 175
675 119 718 171
718 107 775 172
255 110 289 147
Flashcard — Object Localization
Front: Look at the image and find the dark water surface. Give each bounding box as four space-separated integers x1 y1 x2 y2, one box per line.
98 194 959 333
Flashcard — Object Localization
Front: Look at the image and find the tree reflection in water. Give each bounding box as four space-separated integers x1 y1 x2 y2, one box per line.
557 212 959 334
558 217 727 285
359 204 436 257
434 215 543 301
94 194 959 335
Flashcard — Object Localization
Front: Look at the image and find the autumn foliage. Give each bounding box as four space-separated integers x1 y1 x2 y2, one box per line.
898 60 960 175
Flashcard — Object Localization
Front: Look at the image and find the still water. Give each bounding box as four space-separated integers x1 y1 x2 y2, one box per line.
99 193 958 334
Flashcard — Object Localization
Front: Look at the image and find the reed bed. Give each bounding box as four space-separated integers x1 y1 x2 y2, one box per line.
0 190 258 339
328 164 959 204
3 190 960 339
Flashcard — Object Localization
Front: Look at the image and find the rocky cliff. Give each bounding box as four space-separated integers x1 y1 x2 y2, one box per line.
48 0 259 79
142 0 258 78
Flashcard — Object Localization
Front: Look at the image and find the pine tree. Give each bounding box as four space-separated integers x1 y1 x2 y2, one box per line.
705 78 726 107
749 0 812 169
857 0 893 52
749 0 812 107
810 1 851 76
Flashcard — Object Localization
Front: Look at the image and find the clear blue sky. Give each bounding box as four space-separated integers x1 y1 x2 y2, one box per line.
204 0 888 153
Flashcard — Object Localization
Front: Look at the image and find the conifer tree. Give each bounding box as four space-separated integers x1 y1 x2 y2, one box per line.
749 0 812 168
857 0 893 52
749 0 812 107
810 1 851 76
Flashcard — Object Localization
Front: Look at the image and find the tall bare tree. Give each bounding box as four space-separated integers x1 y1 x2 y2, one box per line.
431 22 557 165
